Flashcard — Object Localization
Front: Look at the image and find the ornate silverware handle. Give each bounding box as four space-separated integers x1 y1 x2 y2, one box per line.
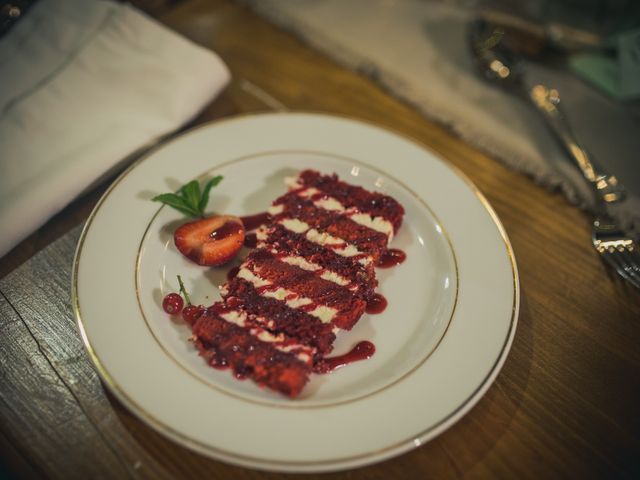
528 84 625 205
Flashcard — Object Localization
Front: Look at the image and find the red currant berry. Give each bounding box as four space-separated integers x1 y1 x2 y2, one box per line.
162 293 183 315
182 304 204 325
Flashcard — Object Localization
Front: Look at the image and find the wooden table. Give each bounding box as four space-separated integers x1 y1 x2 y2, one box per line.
1 1 638 478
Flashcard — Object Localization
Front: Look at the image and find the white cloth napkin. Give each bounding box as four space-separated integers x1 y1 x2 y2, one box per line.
241 0 640 237
0 0 230 258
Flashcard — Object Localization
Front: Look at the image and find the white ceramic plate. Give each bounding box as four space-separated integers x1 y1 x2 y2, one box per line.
73 113 518 472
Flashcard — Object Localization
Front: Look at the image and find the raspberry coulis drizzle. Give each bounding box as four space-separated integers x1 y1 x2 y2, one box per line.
209 352 229 370
210 220 243 240
376 248 406 268
240 212 270 231
243 233 258 248
315 341 376 373
240 212 269 248
366 293 387 314
226 266 240 281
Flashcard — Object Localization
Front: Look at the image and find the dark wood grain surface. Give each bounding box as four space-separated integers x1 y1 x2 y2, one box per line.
1 0 638 478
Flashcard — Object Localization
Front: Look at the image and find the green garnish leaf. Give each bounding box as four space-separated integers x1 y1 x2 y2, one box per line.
151 193 199 217
152 176 224 217
180 180 201 210
199 175 223 213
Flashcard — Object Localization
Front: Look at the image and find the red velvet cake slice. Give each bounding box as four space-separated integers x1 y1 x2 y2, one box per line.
192 305 315 397
285 169 405 239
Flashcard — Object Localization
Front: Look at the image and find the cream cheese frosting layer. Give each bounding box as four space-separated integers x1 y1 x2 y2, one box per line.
270 249 353 288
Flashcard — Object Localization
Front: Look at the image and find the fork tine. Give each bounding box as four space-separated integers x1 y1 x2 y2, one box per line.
625 275 640 289
620 251 640 285
613 253 640 289
600 251 624 279
603 252 640 289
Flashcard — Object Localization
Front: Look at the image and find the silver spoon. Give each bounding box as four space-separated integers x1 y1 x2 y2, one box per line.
468 19 625 204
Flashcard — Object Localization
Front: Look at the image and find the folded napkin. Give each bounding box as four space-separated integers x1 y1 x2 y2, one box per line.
240 0 640 238
0 0 230 258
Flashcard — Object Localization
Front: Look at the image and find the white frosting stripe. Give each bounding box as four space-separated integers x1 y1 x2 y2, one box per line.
311 196 393 241
319 270 351 287
263 288 312 308
279 218 309 234
269 249 353 288
237 267 270 287
314 197 344 212
348 212 394 241
279 255 320 272
297 187 321 198
306 228 372 263
267 204 284 215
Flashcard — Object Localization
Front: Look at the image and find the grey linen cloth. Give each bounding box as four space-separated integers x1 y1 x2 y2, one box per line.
239 0 640 236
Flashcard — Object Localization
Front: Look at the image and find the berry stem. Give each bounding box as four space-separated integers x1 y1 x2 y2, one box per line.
176 275 192 305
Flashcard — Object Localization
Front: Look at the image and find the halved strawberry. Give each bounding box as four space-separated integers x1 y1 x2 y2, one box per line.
174 215 245 266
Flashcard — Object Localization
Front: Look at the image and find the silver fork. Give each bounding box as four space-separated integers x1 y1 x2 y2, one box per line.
530 84 640 289
469 20 640 289
593 215 640 288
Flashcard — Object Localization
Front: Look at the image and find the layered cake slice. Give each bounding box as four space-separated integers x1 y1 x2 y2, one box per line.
191 170 405 397
222 275 337 355
285 169 404 241
192 304 314 397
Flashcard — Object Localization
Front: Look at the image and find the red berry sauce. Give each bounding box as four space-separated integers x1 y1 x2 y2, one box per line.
244 233 258 248
365 293 387 314
209 352 229 370
376 248 406 268
227 266 240 281
210 220 243 241
315 341 375 374
240 212 270 231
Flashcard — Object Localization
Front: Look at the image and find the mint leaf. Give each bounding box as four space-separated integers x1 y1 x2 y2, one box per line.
199 175 223 213
152 193 200 217
152 176 224 218
180 180 201 212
